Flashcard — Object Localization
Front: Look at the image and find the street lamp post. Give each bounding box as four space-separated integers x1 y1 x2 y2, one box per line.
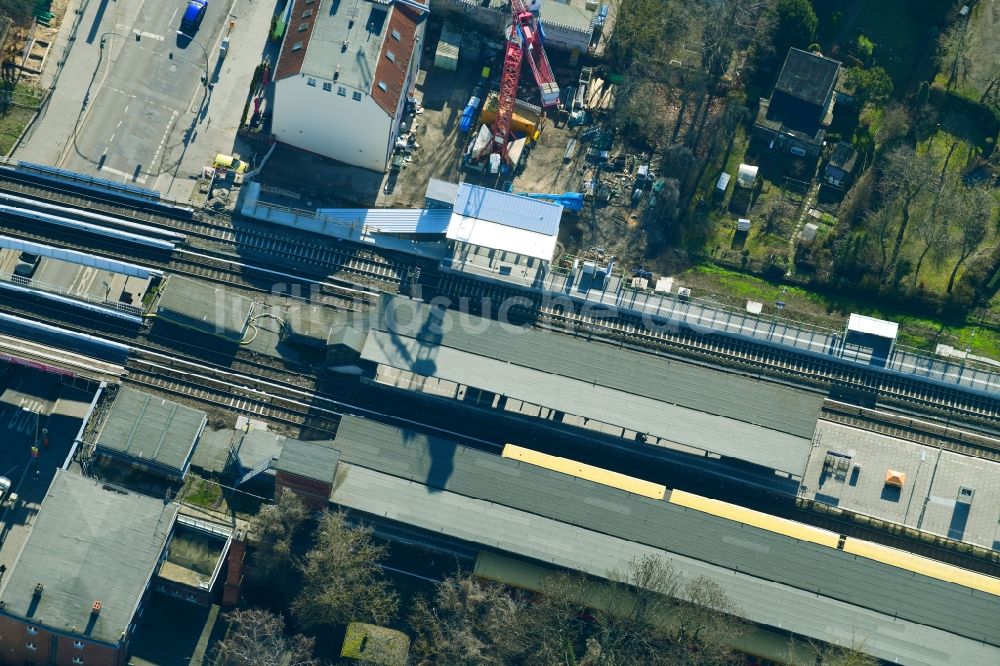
176 30 211 87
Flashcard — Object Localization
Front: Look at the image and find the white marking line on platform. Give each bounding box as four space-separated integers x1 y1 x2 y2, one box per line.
134 30 165 41
97 165 147 185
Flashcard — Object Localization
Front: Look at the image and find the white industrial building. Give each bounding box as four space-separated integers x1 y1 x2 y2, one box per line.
272 0 427 172
441 183 562 288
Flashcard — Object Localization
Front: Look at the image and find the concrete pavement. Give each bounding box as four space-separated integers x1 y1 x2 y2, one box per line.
157 0 279 200
14 0 277 202
60 0 233 184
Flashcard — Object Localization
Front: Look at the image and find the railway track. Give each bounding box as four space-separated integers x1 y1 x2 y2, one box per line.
125 357 341 434
0 214 379 311
534 304 1000 431
0 169 409 288
0 289 321 391
4 165 1000 435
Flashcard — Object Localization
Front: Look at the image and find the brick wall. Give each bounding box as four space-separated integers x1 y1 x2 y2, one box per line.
0 612 122 665
222 535 246 608
275 471 332 510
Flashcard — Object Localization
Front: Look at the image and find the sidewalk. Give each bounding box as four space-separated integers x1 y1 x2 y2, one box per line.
157 0 278 201
13 0 143 166
14 0 276 203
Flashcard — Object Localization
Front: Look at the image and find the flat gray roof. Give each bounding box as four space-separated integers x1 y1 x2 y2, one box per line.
96 387 206 475
330 416 1000 661
235 430 284 473
363 297 823 474
284 304 347 344
155 276 253 342
800 419 1000 550
274 437 340 482
0 471 178 645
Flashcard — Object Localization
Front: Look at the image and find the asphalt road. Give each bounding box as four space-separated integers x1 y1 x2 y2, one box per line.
63 0 232 184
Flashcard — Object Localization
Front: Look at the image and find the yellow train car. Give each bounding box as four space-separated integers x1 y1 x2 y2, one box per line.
668 490 841 549
502 444 667 500
843 538 1000 597
502 446 1000 599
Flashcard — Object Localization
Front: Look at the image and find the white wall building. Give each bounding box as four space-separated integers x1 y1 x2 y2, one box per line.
273 0 427 172
441 183 563 288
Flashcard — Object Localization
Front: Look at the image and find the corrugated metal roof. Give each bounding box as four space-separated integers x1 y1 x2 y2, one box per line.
331 463 1000 666
367 297 823 473
274 438 340 482
453 183 562 236
235 431 283 472
329 416 1000 661
363 332 811 473
540 0 594 32
316 208 451 235
96 387 206 475
0 470 178 644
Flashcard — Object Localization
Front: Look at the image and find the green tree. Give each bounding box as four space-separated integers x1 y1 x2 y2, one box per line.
291 511 398 630
774 0 818 58
855 35 874 64
844 67 894 107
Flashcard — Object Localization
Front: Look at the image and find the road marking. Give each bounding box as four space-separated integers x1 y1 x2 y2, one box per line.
133 30 165 41
108 133 115 143
97 164 147 185
149 110 179 173
170 8 178 25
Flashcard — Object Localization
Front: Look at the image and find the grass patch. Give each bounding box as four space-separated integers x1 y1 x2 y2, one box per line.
0 84 43 156
676 263 1000 358
182 477 223 509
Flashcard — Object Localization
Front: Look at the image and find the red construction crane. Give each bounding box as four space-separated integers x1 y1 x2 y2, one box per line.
512 0 560 108
487 0 559 165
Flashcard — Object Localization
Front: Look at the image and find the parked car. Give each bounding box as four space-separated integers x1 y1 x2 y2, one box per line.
14 251 40 278
0 477 11 505
180 0 207 34
213 153 248 174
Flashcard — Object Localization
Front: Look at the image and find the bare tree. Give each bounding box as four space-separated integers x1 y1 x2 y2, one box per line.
248 488 310 596
879 145 938 268
947 186 994 293
911 177 959 286
594 556 742 666
409 574 531 665
213 608 321 666
410 557 743 666
938 21 971 91
862 203 898 278
291 511 399 630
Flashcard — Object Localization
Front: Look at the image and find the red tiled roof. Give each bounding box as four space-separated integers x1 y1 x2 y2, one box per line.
275 0 316 81
370 5 420 117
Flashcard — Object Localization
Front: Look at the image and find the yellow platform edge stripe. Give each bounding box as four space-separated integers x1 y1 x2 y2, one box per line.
843 539 1000 597
669 489 842 549
502 444 667 500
